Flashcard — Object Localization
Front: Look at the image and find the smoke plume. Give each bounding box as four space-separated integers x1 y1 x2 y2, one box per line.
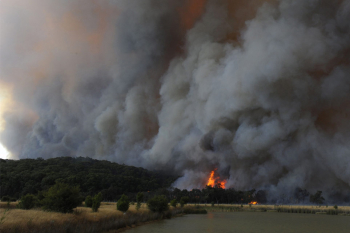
1 0 350 202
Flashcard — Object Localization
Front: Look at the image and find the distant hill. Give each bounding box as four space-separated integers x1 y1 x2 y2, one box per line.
0 157 178 200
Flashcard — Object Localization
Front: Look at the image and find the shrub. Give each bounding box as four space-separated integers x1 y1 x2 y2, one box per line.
136 192 144 203
85 195 93 207
92 193 102 212
180 196 189 208
18 194 36 210
1 196 10 202
136 192 144 211
170 199 178 207
10 198 17 202
42 183 81 213
117 194 130 213
35 191 45 207
147 195 169 213
211 202 215 207
310 191 325 205
334 205 338 210
136 202 141 211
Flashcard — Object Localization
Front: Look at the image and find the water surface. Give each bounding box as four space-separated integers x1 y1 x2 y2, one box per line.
126 212 350 233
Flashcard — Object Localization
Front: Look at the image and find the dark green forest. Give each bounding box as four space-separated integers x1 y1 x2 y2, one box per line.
0 157 177 200
0 157 330 205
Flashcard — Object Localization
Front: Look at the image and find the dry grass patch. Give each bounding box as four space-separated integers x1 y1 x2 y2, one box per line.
0 202 182 233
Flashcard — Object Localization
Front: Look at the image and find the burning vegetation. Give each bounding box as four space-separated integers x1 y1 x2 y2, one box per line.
206 169 227 189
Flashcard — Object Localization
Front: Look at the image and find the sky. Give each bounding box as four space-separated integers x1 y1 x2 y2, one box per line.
1 0 350 202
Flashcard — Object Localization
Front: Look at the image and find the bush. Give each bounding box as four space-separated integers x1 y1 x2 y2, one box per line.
92 193 102 212
1 196 10 202
85 195 93 207
170 199 178 207
136 202 141 211
310 191 325 205
180 196 189 208
35 191 45 207
117 194 130 213
18 194 36 210
42 183 81 213
10 198 17 202
334 205 338 210
136 192 144 211
147 195 169 213
136 192 144 203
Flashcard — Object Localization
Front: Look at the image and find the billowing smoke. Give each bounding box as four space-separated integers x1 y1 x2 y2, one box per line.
1 0 350 202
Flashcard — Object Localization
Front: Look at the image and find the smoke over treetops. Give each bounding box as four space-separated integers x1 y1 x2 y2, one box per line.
1 0 350 202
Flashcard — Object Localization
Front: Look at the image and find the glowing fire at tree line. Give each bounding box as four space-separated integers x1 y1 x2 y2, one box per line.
206 169 227 189
206 169 258 205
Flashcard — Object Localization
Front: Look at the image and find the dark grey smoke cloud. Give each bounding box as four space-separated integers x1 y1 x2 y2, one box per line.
1 0 350 202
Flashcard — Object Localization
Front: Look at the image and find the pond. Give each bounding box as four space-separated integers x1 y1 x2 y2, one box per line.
125 212 350 233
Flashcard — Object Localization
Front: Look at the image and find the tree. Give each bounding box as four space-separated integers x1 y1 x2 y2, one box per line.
310 191 325 205
117 194 130 213
92 192 102 212
18 194 36 210
170 199 178 207
180 196 189 207
42 183 81 213
294 188 310 203
85 195 93 207
147 195 169 213
136 192 144 211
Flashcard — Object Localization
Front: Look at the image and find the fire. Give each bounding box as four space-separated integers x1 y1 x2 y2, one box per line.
249 202 258 205
207 171 215 187
206 169 227 189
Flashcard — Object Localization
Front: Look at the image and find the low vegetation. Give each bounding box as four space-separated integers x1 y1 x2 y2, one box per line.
117 194 130 213
170 199 178 207
84 195 93 208
92 193 102 212
18 194 36 210
41 183 81 213
0 202 184 233
136 192 143 211
147 195 169 213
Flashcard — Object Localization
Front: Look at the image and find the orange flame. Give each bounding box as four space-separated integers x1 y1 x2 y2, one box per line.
207 169 227 189
207 170 215 187
249 202 258 205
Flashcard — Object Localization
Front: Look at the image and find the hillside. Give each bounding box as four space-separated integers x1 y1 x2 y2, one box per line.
0 157 178 200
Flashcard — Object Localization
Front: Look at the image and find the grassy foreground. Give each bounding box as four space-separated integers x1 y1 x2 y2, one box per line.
0 202 184 233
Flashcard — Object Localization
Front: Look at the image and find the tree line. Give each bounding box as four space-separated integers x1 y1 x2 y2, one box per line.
0 157 327 205
0 157 177 199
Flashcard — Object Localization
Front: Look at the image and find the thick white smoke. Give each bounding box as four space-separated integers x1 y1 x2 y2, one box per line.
1 0 350 201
